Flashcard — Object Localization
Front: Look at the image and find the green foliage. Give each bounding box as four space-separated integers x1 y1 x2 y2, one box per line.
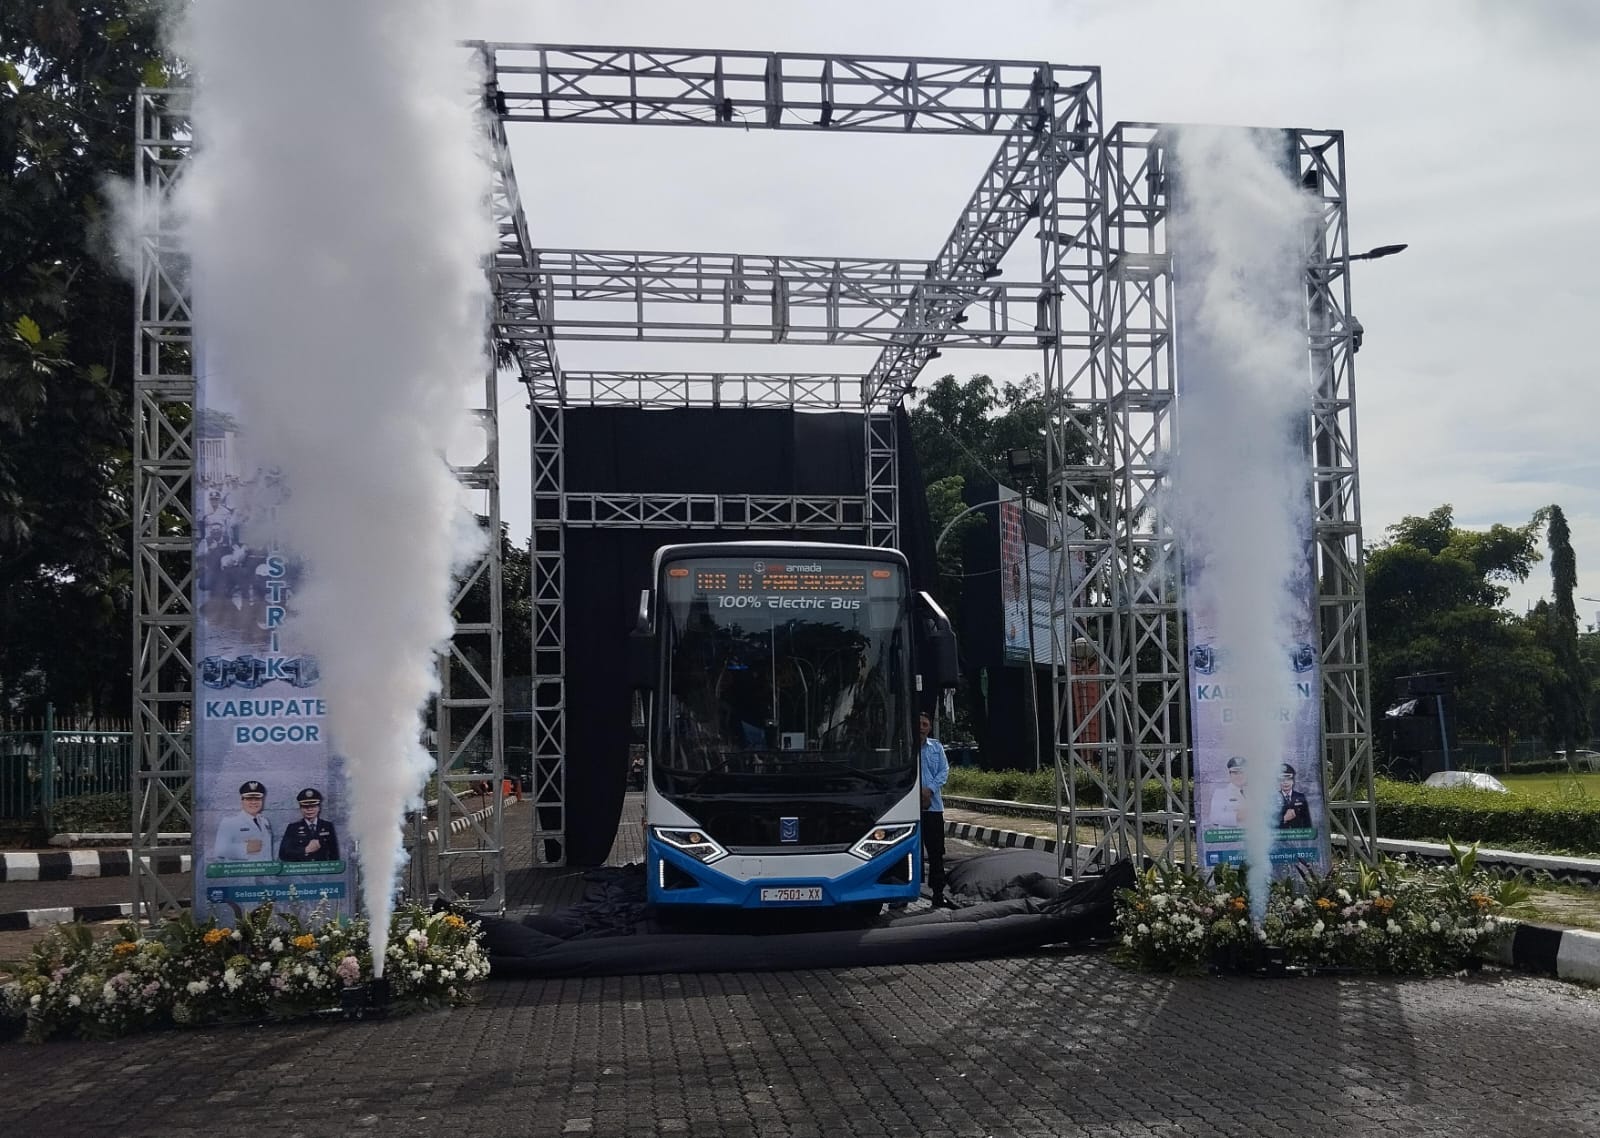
1376 777 1600 856
48 791 129 834
1531 504 1589 759
1 0 175 717
1365 505 1555 761
946 767 1600 856
945 765 1173 813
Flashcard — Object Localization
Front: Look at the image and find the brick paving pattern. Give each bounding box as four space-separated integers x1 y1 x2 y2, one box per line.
4 794 1600 1135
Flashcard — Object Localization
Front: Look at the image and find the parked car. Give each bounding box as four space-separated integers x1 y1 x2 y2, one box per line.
1422 771 1508 793
1553 749 1600 772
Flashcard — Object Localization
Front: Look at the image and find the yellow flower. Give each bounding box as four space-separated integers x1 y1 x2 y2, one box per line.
1372 896 1395 914
293 934 316 951
203 928 231 946
113 941 140 957
1315 897 1336 912
1469 893 1492 911
442 914 468 932
1228 897 1247 914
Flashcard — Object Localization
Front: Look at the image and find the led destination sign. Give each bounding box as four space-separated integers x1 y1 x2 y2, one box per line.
693 568 869 594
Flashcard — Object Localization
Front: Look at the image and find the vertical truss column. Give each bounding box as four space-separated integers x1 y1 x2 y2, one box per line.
481 52 569 866
1297 130 1376 863
131 89 196 923
1101 127 1189 871
1035 81 1132 876
431 362 506 910
863 408 899 548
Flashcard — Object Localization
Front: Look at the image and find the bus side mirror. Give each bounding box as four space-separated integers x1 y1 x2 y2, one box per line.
917 590 960 690
929 627 959 690
628 589 656 692
627 632 655 691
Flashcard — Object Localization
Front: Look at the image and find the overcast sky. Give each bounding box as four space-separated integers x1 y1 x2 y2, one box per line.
467 0 1600 623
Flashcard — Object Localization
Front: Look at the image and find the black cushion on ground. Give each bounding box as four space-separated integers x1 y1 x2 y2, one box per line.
479 858 1132 978
944 847 1071 902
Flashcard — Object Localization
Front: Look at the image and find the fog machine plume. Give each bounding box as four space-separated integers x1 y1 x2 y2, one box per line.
172 1 495 974
1168 126 1320 922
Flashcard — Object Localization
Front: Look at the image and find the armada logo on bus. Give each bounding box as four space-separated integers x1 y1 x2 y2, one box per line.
779 817 799 843
784 563 823 572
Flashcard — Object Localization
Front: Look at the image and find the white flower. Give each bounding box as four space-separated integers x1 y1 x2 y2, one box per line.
269 938 284 953
1122 934 1134 947
1430 920 1442 933
1136 923 1149 936
1357 920 1367 931
1336 889 1352 904
258 962 272 975
1292 898 1307 912
29 994 41 1008
1151 894 1169 911
186 980 210 996
1312 920 1325 936
1386 920 1401 935
67 994 82 1008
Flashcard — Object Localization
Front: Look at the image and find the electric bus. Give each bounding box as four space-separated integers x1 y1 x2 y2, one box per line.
628 541 958 909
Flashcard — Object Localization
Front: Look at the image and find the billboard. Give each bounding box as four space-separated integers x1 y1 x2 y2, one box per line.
191 347 355 920
998 488 1085 667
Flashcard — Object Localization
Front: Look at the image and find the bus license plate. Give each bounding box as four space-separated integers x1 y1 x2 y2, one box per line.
760 887 822 903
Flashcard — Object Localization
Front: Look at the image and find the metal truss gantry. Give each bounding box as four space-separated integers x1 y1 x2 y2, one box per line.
130 87 506 919
134 43 1375 900
480 43 1105 867
1062 124 1377 875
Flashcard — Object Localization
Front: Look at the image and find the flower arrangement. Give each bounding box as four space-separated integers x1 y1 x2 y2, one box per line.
1115 839 1527 975
0 901 488 1042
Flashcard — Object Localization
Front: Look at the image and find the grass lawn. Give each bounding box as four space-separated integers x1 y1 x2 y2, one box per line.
1500 772 1600 800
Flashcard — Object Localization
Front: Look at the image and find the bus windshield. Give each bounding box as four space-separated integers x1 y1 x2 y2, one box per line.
656 556 911 797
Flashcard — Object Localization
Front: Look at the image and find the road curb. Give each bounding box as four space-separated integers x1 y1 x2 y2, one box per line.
0 899 192 933
0 849 192 882
946 815 1599 983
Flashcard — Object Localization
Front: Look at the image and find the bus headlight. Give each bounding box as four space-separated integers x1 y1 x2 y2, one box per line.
849 823 916 861
654 827 729 864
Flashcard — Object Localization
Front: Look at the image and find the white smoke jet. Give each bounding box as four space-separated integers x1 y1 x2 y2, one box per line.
1168 126 1317 922
171 2 495 974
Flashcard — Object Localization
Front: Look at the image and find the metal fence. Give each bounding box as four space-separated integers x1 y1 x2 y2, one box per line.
0 708 134 827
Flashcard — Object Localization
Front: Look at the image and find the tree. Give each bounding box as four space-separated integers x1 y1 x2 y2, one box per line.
0 2 170 716
1532 504 1589 761
1364 504 1554 768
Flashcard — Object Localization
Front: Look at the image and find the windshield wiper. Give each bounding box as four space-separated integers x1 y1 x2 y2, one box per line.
789 757 891 788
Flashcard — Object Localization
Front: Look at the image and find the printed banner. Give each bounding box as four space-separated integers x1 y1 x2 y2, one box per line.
1172 128 1331 875
999 488 1084 667
191 346 354 921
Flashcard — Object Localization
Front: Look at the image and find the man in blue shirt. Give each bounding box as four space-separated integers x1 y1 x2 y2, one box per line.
918 711 950 908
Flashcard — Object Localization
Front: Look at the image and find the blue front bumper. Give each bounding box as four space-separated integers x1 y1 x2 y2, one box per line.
647 834 921 908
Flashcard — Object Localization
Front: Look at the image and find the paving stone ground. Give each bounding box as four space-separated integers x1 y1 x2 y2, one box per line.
4 797 1600 1136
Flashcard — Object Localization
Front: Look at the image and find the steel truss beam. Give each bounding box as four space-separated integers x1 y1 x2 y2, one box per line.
483 44 1062 134
560 372 863 408
865 67 1102 403
1058 123 1374 872
501 250 1077 348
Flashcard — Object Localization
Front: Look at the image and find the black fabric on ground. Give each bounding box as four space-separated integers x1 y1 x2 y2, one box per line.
480 859 1132 978
945 847 1074 903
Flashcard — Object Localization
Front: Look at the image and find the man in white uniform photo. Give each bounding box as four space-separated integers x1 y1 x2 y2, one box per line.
214 780 275 862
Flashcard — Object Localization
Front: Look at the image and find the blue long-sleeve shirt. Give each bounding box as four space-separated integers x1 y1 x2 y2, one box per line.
920 736 949 813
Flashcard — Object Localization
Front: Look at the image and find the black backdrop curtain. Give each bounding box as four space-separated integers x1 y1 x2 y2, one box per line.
550 406 936 866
